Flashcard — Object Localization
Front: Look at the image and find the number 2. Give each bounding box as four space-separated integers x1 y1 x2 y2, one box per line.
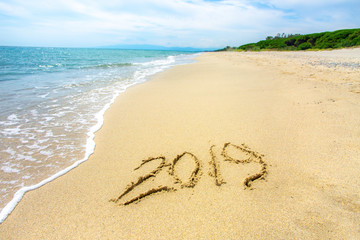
110 156 175 205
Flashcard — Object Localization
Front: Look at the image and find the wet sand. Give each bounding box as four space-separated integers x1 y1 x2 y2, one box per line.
1 49 360 239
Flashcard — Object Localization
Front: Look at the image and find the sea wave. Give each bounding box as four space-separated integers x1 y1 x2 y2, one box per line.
82 62 133 69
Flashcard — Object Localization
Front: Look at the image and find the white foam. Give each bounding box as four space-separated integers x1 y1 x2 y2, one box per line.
7 114 18 121
34 86 50 90
137 55 176 67
17 154 36 162
38 93 50 99
26 143 40 149
38 138 49 144
40 150 53 156
1 180 18 185
30 110 38 116
1 166 20 173
44 117 55 121
0 121 17 126
38 65 54 68
4 147 16 156
45 130 53 137
2 126 21 135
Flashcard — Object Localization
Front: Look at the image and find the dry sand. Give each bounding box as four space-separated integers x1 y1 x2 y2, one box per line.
1 49 360 239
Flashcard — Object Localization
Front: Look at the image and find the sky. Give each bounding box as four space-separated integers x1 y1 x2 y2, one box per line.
0 0 359 48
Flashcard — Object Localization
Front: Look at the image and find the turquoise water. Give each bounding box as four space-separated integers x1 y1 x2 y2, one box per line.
0 47 197 218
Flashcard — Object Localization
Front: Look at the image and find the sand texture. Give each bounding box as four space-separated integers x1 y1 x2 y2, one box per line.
1 49 360 239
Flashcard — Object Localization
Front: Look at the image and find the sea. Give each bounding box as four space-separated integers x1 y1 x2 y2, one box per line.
0 46 198 222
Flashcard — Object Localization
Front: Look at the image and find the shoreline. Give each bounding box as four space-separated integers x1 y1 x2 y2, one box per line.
0 85 121 223
1 51 359 239
0 53 198 223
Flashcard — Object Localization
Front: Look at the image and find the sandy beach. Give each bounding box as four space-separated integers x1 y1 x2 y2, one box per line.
1 49 360 239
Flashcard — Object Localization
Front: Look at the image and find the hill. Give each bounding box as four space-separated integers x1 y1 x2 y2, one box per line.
220 28 360 51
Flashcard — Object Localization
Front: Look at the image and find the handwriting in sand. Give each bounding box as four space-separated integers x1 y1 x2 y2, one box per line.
110 142 268 206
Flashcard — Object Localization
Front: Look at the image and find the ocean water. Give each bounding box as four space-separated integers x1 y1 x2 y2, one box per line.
0 46 197 221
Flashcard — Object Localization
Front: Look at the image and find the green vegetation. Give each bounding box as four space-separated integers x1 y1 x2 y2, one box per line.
218 28 360 51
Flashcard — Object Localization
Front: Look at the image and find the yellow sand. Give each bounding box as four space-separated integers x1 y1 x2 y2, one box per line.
1 50 360 239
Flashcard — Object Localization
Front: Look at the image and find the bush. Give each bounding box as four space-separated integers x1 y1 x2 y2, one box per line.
256 40 271 49
295 36 309 46
285 38 296 46
267 39 287 49
297 42 312 50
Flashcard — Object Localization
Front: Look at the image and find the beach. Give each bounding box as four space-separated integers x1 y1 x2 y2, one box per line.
1 49 360 239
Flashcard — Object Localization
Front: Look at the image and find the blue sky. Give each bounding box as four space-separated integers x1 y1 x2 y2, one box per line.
0 0 359 48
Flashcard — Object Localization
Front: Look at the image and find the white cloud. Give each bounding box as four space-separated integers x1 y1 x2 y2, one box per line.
0 0 359 47
265 0 357 7
0 1 31 18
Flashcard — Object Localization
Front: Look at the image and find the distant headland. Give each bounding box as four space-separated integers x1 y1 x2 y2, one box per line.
98 44 217 52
